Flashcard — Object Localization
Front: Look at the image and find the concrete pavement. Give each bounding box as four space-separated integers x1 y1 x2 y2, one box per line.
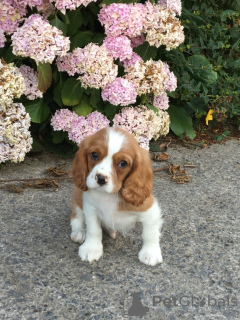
0 139 239 319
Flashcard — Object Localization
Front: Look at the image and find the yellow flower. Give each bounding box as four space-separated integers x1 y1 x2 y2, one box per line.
206 109 214 125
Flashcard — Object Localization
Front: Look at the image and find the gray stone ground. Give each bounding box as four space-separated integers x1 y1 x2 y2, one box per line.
0 139 239 320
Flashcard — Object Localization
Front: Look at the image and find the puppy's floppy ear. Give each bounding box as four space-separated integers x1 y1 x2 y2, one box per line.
121 147 153 206
72 140 88 191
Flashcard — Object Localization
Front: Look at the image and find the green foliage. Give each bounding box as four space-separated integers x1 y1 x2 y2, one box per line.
24 98 50 123
166 0 240 130
186 55 217 86
168 105 196 139
133 42 157 62
1 0 239 156
50 16 67 35
73 94 92 116
37 63 52 93
61 78 83 106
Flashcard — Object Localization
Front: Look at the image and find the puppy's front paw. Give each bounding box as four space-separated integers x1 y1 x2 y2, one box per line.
138 245 163 266
71 230 85 243
78 241 103 263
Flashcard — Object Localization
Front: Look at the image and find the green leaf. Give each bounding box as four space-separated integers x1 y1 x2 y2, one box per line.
146 102 159 114
53 79 64 107
186 55 217 86
67 8 83 36
31 138 45 152
58 10 70 25
1 45 19 63
168 91 179 98
73 94 92 116
133 42 157 62
149 142 161 152
42 135 76 158
222 131 231 137
92 33 105 45
168 105 196 139
220 10 235 21
88 2 100 15
90 88 100 108
25 98 50 123
62 78 83 106
50 17 67 35
37 63 52 93
70 31 93 50
51 130 67 144
104 103 117 121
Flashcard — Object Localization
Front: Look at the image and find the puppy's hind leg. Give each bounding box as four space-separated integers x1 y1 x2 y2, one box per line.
70 206 85 244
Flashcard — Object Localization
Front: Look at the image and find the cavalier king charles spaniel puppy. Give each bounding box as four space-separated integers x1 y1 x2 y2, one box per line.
71 127 163 266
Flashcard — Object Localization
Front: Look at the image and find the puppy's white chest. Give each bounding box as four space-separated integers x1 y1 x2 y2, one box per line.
83 190 137 233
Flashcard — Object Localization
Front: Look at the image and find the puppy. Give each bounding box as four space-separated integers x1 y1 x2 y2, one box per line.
71 127 163 266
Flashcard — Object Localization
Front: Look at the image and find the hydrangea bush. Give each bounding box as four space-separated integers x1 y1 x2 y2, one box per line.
0 0 186 162
0 60 32 163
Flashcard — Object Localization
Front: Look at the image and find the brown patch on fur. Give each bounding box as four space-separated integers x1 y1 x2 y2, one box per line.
117 131 153 206
72 186 83 209
117 194 155 212
72 129 108 190
72 126 154 207
70 212 77 220
71 186 83 220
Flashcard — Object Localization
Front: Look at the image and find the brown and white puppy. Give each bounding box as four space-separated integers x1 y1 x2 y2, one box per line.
71 127 163 266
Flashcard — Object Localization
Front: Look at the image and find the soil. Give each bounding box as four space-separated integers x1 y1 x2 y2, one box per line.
160 119 240 149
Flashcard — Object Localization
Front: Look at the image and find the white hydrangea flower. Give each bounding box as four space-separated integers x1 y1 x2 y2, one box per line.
0 59 25 111
19 65 43 100
0 103 33 163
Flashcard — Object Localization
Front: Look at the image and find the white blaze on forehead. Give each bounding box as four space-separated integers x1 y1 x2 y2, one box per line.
98 129 124 173
107 128 125 157
99 129 125 192
86 128 125 192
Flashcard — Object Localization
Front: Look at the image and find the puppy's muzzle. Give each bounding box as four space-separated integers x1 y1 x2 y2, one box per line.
96 174 108 186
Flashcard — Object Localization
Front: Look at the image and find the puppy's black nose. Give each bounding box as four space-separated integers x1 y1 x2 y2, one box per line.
96 174 107 186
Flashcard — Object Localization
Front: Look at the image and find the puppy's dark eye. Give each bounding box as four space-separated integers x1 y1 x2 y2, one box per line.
118 160 128 168
91 152 98 160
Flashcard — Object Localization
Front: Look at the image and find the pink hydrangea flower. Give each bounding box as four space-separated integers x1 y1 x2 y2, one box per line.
98 3 146 38
101 78 137 106
0 0 23 35
16 0 46 9
143 1 184 50
158 0 182 15
56 48 83 76
130 34 146 48
125 59 169 96
11 14 70 64
163 63 177 91
113 105 170 150
76 43 118 89
51 109 110 145
11 0 27 17
67 116 87 144
68 111 110 144
147 92 169 110
19 65 43 100
50 0 97 14
0 31 6 48
51 109 79 132
103 36 133 61
121 52 143 69
84 111 110 136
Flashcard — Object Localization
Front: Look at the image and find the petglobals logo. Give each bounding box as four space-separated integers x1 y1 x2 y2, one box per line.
153 295 238 308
